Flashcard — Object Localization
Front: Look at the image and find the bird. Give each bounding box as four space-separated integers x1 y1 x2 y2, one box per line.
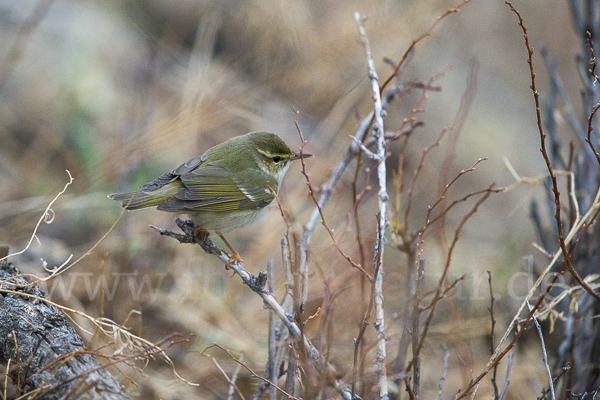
108 131 312 263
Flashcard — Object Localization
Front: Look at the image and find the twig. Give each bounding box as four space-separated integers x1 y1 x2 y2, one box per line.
267 260 278 400
293 111 370 280
454 255 569 400
229 355 244 400
507 2 600 303
526 300 555 400
252 242 294 400
153 220 354 400
284 344 298 400
538 364 571 400
488 272 499 400
584 32 600 166
411 260 425 398
495 184 600 360
438 345 450 400
410 187 492 373
204 344 299 400
404 126 449 231
497 353 514 400
210 356 245 400
352 213 387 399
474 8 600 398
404 377 416 400
0 170 73 262
296 86 401 289
151 219 300 336
355 11 390 400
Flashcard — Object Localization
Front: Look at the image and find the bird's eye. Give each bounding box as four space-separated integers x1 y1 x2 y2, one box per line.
272 156 282 163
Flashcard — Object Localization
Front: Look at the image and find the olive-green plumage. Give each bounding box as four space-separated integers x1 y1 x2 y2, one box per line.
108 131 311 235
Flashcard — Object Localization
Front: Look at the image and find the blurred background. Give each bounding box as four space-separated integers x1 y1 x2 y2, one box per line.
0 0 590 398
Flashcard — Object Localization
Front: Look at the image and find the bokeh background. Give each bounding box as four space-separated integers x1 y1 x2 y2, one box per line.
0 0 589 398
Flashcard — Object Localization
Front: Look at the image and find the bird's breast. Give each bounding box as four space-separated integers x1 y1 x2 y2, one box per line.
190 208 268 235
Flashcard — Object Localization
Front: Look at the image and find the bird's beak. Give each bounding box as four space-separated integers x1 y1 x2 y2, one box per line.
290 152 313 161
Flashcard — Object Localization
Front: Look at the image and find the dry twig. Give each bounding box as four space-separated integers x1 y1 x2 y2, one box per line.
355 11 390 400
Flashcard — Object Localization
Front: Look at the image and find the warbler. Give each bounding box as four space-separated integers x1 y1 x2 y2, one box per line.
108 131 312 262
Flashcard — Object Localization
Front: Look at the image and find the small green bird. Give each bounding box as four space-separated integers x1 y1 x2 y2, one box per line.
109 131 312 262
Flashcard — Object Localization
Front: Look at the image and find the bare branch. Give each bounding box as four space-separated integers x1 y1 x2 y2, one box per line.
488 272 499 400
294 111 371 280
204 344 299 400
355 11 390 400
1 170 73 263
497 353 514 400
438 345 450 400
526 300 555 400
152 219 354 400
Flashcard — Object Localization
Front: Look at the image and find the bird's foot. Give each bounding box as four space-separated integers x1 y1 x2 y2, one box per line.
174 218 199 237
193 226 210 240
224 251 244 270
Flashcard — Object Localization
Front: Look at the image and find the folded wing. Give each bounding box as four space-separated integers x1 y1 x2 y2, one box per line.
157 165 276 213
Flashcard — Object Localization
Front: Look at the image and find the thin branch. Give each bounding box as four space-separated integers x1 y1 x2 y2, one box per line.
352 213 387 400
266 261 278 400
1 170 73 262
438 345 450 400
492 181 600 365
204 344 298 400
210 356 245 400
411 260 425 398
538 364 571 400
506 2 600 303
404 377 416 400
284 344 298 400
584 32 600 165
355 11 389 400
293 111 371 279
152 220 354 400
454 255 569 400
526 300 555 400
409 186 492 372
497 353 514 400
488 272 499 400
297 86 401 286
404 127 449 231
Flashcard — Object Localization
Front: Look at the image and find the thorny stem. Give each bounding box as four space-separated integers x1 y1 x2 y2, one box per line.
585 32 600 165
506 2 600 303
408 186 492 373
293 111 371 280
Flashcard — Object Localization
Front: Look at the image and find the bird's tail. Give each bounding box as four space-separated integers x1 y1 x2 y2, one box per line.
108 183 181 210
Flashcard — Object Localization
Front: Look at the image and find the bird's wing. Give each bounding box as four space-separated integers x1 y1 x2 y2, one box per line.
141 154 206 192
156 165 276 212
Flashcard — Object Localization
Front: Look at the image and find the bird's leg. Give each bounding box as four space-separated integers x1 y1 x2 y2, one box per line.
218 234 243 267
